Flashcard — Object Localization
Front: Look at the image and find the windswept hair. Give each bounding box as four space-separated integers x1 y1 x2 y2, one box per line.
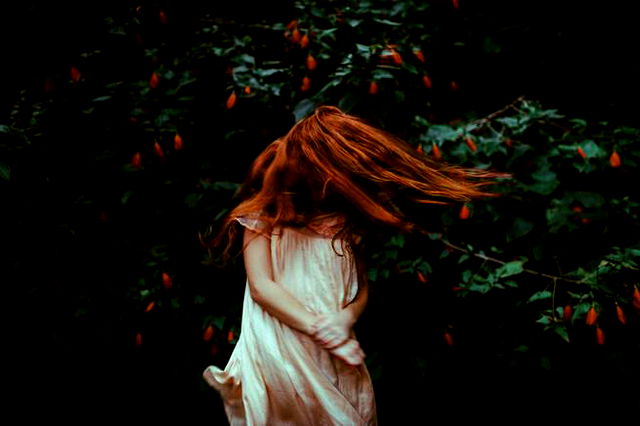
213 105 511 265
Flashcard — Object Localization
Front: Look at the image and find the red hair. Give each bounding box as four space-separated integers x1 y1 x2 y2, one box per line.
214 105 511 263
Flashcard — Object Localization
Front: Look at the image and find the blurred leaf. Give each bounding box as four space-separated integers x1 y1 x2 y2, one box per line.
293 99 316 121
0 161 10 181
528 290 552 302
495 260 526 278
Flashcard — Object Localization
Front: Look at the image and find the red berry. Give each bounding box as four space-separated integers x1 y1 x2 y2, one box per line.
609 151 621 168
162 272 173 289
459 204 470 220
226 91 237 109
585 306 597 326
131 152 142 169
149 72 160 89
368 81 378 95
616 304 627 325
174 133 183 151
203 325 214 342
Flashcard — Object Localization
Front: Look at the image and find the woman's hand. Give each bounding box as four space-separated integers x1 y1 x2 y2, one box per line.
330 338 365 367
309 309 356 349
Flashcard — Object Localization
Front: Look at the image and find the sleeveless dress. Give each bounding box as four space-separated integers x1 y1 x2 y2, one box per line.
203 212 377 425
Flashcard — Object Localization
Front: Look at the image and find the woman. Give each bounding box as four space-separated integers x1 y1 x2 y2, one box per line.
203 106 510 425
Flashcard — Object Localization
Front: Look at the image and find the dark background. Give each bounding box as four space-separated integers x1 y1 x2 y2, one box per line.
3 1 638 423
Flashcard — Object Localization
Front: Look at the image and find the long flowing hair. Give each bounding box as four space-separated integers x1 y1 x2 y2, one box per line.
213 105 511 275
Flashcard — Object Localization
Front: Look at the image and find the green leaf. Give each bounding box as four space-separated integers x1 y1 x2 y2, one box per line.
528 290 552 302
553 325 570 343
385 234 405 248
468 282 491 293
509 217 534 240
92 95 112 102
185 193 203 207
566 191 605 208
581 140 606 158
121 190 134 205
372 18 402 26
536 314 552 325
212 316 226 329
495 260 526 278
0 161 10 181
293 99 316 121
211 181 240 191
422 125 460 144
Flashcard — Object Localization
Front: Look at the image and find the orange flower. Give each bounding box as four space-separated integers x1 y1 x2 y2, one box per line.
227 330 235 343
131 152 142 169
174 133 183 151
243 85 251 95
299 34 309 48
153 140 165 159
459 204 470 220
465 136 477 152
417 272 428 283
291 28 301 43
413 50 425 63
300 76 311 92
368 81 378 95
162 272 173 289
577 146 587 159
615 304 627 325
443 331 454 346
379 47 402 65
633 286 640 310
504 138 514 147
144 301 155 313
306 54 317 71
391 50 402 65
422 74 433 89
563 305 573 321
432 143 442 160
609 150 621 168
595 326 605 345
149 71 160 89
226 91 237 109
70 66 82 83
203 325 214 342
585 306 597 326
286 20 297 30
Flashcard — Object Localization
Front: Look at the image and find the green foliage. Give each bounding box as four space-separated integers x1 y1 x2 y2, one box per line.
3 0 639 414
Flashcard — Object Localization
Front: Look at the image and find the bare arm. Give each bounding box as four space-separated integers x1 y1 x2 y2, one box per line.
242 227 319 335
342 274 369 326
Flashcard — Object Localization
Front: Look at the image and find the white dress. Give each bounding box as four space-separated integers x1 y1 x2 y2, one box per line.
203 212 377 425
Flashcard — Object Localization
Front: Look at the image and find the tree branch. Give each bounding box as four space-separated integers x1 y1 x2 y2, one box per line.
437 236 587 285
